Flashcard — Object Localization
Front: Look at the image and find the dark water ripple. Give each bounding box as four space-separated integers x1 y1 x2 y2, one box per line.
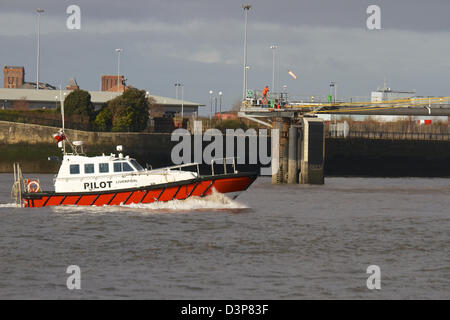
0 174 448 299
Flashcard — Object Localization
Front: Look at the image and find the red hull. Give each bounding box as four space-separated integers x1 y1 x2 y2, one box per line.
22 173 257 208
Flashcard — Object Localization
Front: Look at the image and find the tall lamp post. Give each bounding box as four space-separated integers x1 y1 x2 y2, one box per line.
242 4 252 101
36 8 44 91
174 83 180 100
270 45 277 94
329 82 337 136
214 96 217 117
115 48 123 94
209 90 213 127
330 82 335 103
245 66 250 99
181 84 184 118
175 83 184 117
218 91 223 123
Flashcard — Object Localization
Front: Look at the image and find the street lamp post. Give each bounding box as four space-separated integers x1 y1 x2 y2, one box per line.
218 91 223 123
242 4 252 101
330 82 335 103
329 82 338 136
181 84 184 118
175 83 180 100
175 83 183 116
209 90 213 127
115 48 122 94
214 96 217 117
36 8 44 91
270 45 277 94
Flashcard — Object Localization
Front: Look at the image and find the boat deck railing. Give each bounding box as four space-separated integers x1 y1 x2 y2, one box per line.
11 162 24 207
156 163 201 176
157 157 237 177
211 157 237 176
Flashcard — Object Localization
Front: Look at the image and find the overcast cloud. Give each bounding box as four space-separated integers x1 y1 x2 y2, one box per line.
1 0 450 114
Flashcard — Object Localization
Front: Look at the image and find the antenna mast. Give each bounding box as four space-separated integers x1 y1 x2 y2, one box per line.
59 85 66 154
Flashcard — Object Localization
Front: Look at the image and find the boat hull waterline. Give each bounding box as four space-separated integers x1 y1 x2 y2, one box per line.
22 173 257 208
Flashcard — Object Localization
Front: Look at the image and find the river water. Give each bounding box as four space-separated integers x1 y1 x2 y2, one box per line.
0 174 448 299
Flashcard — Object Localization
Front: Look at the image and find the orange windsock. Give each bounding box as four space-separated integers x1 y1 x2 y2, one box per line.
288 70 297 80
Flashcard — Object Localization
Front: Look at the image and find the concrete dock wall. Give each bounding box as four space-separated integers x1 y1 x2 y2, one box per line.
1 121 450 177
325 138 450 177
0 121 174 173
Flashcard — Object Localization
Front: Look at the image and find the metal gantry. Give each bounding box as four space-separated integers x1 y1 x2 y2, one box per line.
239 95 450 126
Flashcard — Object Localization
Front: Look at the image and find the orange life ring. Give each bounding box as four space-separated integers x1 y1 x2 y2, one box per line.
261 97 268 105
27 180 40 193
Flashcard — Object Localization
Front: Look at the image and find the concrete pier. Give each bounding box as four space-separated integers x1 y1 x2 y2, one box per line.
297 126 303 183
299 117 325 184
272 118 290 184
281 119 290 183
287 125 298 184
271 116 324 185
271 118 283 184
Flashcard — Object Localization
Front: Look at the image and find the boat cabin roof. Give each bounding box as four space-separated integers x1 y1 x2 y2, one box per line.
57 153 145 178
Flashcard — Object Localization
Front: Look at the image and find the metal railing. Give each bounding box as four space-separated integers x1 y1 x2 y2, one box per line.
11 163 23 207
150 158 238 177
326 130 450 141
155 162 200 176
211 157 237 176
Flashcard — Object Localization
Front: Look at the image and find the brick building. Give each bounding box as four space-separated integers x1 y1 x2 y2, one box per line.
3 66 24 88
101 75 126 92
1 66 203 115
3 65 56 90
214 112 238 120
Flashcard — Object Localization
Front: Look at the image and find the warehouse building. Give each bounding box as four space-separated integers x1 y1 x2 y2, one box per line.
1 66 202 116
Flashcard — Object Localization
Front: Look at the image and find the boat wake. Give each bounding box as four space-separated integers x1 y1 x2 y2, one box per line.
131 191 247 210
55 192 248 214
0 203 21 208
30 191 249 214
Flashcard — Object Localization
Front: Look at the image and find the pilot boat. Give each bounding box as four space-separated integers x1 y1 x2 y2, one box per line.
11 132 257 208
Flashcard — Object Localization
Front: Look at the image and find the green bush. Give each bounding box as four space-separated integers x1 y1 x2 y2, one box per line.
94 107 113 132
95 88 149 132
63 89 95 119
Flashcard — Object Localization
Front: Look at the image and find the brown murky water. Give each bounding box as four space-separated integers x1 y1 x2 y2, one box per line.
0 175 449 299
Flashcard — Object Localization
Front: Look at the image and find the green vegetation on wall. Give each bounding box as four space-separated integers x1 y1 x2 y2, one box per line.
95 88 149 132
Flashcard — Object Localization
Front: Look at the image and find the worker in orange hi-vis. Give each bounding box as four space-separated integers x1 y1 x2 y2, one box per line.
261 86 269 107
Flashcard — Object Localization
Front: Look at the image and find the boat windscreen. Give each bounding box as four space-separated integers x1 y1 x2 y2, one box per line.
130 159 144 171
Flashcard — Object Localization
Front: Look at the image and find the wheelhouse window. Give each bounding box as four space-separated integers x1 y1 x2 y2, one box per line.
113 162 122 172
99 163 109 173
84 163 94 174
122 162 134 172
69 164 80 174
130 159 144 171
113 162 135 173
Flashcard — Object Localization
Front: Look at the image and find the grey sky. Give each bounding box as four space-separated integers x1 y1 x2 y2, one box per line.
1 0 450 114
